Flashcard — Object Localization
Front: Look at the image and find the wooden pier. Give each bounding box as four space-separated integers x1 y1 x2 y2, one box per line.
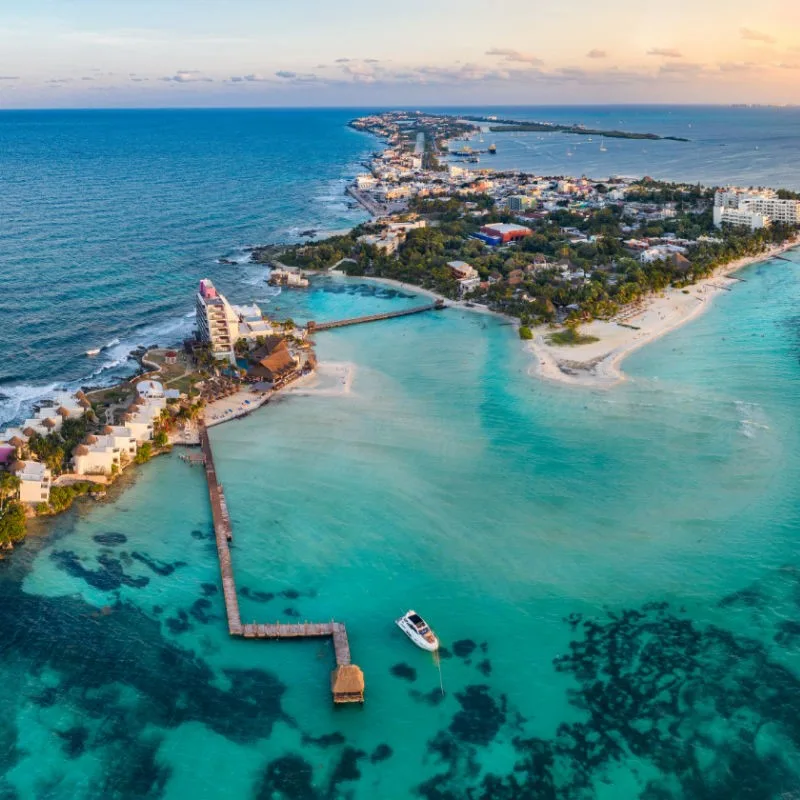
308 299 445 332
197 422 364 702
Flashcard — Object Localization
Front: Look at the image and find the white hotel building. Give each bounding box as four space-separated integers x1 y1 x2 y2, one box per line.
714 188 800 230
196 279 240 363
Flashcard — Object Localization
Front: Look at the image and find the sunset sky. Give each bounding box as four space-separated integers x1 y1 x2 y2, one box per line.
1 0 799 107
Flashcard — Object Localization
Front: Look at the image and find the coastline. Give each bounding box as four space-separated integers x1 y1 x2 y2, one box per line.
525 240 800 389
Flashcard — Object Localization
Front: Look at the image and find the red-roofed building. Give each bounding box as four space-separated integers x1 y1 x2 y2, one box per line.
479 223 532 244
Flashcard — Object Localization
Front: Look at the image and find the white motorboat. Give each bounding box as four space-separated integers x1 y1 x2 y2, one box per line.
85 348 101 356
396 610 439 652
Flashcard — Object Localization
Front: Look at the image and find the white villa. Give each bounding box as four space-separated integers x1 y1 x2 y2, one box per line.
12 460 52 505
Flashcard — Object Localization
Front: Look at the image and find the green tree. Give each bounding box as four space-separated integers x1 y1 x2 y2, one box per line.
518 326 533 340
0 473 21 511
135 443 153 465
153 431 169 449
0 502 26 545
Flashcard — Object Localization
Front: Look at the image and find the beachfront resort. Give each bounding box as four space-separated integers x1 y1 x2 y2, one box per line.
0 279 315 549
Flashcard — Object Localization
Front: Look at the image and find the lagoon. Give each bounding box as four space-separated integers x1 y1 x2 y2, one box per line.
3 257 800 797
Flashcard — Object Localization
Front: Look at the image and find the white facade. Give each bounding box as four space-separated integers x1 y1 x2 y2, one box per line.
357 233 401 254
447 260 479 281
136 380 165 399
713 205 770 231
714 188 800 227
104 426 138 459
196 279 239 363
13 460 51 505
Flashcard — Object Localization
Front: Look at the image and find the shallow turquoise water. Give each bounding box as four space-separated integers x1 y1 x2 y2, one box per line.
3 253 800 798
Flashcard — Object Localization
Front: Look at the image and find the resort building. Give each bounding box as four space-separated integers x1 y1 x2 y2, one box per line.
196 279 239 363
714 188 800 228
73 435 122 476
103 426 138 460
268 270 309 288
713 205 770 231
136 380 165 400
12 460 51 505
356 232 401 254
447 260 480 296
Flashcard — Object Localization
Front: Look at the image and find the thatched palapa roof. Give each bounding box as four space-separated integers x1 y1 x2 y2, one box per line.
86 435 98 445
42 418 57 430
8 436 26 449
57 406 71 418
23 427 37 438
74 445 90 456
330 665 365 701
78 398 92 409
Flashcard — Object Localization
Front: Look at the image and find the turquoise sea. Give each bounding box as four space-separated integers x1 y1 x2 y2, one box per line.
1 109 800 798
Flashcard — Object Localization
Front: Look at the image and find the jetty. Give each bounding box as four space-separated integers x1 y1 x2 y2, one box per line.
308 299 445 332
198 421 365 703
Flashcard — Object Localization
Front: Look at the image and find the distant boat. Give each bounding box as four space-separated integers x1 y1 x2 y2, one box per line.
86 348 101 357
396 610 439 651
488 143 497 154
599 137 608 153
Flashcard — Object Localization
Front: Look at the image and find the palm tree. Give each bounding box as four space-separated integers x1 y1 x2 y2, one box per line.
0 473 21 511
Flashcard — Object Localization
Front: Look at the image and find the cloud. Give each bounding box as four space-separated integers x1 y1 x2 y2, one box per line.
364 59 380 64
335 58 351 63
485 47 543 66
274 70 320 84
658 62 707 77
227 73 272 83
160 70 213 83
587 49 607 59
740 28 776 44
81 76 94 81
45 78 73 85
647 47 683 58
0 76 19 81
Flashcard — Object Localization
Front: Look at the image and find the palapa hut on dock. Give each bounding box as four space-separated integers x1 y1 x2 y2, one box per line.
331 664 365 704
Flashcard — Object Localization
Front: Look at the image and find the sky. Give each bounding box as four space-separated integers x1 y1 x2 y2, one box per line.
0 0 799 108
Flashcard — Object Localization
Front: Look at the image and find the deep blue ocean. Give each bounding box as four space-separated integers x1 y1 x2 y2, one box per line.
1 108 800 799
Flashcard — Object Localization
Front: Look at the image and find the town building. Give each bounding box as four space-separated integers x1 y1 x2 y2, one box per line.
196 279 239 363
507 195 534 212
447 260 480 296
12 460 51 505
476 223 533 245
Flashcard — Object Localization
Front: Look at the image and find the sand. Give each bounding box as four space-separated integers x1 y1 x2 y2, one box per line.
525 240 800 388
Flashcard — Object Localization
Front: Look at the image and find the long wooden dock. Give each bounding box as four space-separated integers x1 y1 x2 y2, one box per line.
197 422 364 702
308 299 445 332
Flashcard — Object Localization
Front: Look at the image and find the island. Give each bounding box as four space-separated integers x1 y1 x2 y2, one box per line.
257 110 800 388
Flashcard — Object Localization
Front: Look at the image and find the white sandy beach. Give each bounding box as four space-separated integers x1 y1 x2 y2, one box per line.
525 240 800 388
